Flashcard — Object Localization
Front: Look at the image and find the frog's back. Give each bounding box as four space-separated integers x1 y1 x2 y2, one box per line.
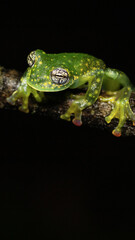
46 52 106 74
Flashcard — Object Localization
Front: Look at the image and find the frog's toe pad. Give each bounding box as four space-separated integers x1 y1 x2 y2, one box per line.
72 118 82 126
19 106 29 113
6 96 16 105
60 114 71 122
112 129 121 137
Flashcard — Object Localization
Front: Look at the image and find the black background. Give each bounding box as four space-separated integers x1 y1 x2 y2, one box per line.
0 1 135 239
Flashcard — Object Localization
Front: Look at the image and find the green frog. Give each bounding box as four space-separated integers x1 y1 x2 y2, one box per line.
7 49 135 137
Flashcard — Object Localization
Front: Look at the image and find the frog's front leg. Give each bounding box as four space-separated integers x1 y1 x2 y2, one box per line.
61 72 103 126
7 75 44 113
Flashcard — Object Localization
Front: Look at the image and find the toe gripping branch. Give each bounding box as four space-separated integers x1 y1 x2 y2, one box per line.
6 77 44 113
99 86 135 137
60 95 85 127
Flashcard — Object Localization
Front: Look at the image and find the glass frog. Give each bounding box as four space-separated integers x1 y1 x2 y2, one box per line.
7 49 135 137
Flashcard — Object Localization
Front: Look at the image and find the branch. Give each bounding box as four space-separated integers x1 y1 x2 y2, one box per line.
0 66 135 136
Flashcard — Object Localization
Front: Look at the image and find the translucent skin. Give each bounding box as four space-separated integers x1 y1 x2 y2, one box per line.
7 49 135 137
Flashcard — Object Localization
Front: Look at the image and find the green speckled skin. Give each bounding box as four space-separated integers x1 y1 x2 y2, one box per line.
7 49 135 137
26 50 105 91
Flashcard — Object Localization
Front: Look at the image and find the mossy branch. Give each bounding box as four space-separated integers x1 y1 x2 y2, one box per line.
0 66 135 136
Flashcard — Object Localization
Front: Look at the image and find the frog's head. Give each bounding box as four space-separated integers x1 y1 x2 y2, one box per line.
27 49 74 92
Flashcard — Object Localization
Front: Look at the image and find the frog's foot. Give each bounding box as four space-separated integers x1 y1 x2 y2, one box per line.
7 83 44 113
60 102 83 126
100 87 135 137
60 96 87 126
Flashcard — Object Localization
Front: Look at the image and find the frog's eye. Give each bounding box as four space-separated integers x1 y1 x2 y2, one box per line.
27 51 36 67
50 68 69 85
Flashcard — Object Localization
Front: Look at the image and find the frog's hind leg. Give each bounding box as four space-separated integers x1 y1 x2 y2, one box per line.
100 86 135 137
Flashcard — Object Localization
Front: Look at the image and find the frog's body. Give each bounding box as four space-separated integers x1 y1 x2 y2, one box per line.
7 49 135 137
26 51 106 91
